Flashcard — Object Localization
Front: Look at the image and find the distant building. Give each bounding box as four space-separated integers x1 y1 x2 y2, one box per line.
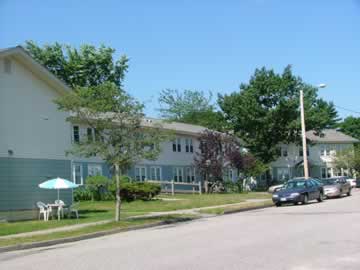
268 129 358 184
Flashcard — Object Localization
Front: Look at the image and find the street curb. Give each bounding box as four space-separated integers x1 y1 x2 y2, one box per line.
222 203 273 215
0 203 274 254
0 217 195 254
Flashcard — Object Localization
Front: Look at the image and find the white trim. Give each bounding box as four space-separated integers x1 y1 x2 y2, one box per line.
150 166 162 181
173 167 184 182
72 163 83 185
135 166 147 181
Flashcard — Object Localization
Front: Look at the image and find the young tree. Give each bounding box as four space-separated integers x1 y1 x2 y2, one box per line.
194 130 263 192
194 130 224 193
218 65 339 167
25 41 128 89
334 147 360 176
55 82 167 221
158 89 227 131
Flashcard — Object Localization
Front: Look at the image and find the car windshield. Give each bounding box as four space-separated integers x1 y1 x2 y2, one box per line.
283 181 306 189
321 179 337 185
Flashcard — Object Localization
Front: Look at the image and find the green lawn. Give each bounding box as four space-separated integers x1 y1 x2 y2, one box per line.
0 214 196 248
0 192 270 238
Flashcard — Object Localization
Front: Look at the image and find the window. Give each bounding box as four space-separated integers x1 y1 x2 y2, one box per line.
185 139 194 153
186 167 195 182
299 147 309 157
150 167 161 181
321 167 332 178
72 164 83 185
73 126 80 143
177 138 182 152
88 164 102 177
172 138 182 152
173 167 183 182
281 147 288 157
87 128 94 142
135 166 147 181
223 168 234 181
278 168 290 181
320 145 335 157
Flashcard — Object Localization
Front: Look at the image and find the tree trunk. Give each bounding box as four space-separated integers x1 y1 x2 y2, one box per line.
265 169 272 188
115 163 122 222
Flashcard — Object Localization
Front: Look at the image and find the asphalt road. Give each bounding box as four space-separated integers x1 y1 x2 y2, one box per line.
1 191 360 270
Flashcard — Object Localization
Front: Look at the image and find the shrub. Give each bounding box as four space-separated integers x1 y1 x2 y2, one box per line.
74 187 92 201
86 175 111 201
119 182 161 202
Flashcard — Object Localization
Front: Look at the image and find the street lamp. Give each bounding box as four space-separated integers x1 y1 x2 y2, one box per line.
300 83 327 179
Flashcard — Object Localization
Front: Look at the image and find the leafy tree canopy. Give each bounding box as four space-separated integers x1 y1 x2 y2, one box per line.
25 40 128 88
218 65 339 164
338 116 360 140
158 89 227 131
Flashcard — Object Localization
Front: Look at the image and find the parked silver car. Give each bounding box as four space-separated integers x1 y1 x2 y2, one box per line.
320 177 352 198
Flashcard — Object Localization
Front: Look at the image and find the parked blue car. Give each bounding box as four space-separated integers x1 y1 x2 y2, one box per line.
272 178 324 207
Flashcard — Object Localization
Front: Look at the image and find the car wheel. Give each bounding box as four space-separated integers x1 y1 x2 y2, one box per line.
347 188 352 196
317 192 324 202
275 202 281 207
302 194 308 204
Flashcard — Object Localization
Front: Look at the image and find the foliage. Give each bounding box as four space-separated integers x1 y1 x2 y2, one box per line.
24 41 128 89
334 146 360 176
119 182 161 202
55 81 167 221
338 116 360 140
223 180 243 193
218 65 339 164
194 130 225 185
85 175 111 201
158 89 227 131
194 130 262 193
73 187 92 202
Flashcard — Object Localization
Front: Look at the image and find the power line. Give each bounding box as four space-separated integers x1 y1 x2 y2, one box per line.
334 105 360 115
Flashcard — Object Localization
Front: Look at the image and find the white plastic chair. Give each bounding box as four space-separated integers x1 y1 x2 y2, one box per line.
36 202 51 221
55 199 66 219
68 202 79 219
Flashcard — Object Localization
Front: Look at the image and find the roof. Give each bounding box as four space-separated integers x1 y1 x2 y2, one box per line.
306 129 359 143
141 118 208 136
0 46 71 95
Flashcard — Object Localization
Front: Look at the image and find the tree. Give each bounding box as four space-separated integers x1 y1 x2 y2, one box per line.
224 138 266 190
194 130 262 192
25 41 128 88
334 147 360 176
194 130 224 192
158 89 227 131
218 65 339 167
339 116 360 140
55 82 167 221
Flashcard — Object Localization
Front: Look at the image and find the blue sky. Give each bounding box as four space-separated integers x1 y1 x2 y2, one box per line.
1 0 359 119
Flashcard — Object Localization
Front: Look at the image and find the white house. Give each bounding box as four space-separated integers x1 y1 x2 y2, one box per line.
269 129 358 183
0 46 216 218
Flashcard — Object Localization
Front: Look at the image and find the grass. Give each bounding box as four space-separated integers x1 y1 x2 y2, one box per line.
0 192 271 237
0 214 197 248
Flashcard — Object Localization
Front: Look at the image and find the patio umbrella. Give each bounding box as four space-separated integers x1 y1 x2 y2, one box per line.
38 177 79 201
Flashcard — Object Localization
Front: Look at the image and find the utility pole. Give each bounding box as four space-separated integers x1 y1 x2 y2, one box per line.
300 84 327 179
300 89 309 179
